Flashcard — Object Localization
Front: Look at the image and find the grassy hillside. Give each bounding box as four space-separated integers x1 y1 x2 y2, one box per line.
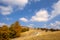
25 31 60 40
12 30 60 40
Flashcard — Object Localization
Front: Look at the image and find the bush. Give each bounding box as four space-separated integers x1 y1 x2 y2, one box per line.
0 31 10 40
9 31 16 38
0 25 10 40
9 21 22 38
21 27 29 32
0 21 29 40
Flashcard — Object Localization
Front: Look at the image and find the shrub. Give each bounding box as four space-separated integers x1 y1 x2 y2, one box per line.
9 21 22 38
21 27 29 32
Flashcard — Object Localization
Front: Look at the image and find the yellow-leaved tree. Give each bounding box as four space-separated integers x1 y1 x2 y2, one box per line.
9 21 22 38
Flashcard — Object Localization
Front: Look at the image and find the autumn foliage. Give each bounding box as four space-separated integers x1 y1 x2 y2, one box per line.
0 21 29 40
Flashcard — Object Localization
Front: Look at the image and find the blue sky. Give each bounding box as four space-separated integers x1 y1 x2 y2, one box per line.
0 0 60 29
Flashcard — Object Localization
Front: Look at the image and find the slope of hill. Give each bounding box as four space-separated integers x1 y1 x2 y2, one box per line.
12 29 60 40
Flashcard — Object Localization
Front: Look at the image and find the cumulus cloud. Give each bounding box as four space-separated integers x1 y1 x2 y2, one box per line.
2 0 29 9
5 17 12 21
50 0 60 19
49 21 60 29
19 17 28 22
0 23 7 27
43 24 47 28
27 24 34 28
0 0 29 15
30 0 60 21
30 9 49 22
0 6 13 15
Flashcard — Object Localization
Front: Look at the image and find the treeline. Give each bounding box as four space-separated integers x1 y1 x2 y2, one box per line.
36 28 60 32
0 21 29 40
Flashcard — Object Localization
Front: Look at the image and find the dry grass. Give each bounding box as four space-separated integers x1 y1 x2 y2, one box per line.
12 30 60 40
25 31 60 40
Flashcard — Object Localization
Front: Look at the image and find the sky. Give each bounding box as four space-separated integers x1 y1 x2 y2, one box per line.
0 0 60 29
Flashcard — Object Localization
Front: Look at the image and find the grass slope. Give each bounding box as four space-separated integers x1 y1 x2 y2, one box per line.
26 31 60 40
12 30 60 40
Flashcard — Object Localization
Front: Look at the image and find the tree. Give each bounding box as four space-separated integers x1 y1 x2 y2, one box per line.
1 25 9 31
0 25 10 40
9 21 22 38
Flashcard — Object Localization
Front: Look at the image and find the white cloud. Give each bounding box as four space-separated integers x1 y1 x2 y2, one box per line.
0 0 29 15
50 0 60 19
30 0 60 21
27 24 34 28
19 17 28 22
5 17 12 21
49 21 60 29
2 0 29 9
43 24 47 28
0 23 7 27
0 6 13 15
31 9 49 22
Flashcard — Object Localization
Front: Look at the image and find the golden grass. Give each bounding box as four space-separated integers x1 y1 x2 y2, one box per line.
12 30 60 40
23 31 60 40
